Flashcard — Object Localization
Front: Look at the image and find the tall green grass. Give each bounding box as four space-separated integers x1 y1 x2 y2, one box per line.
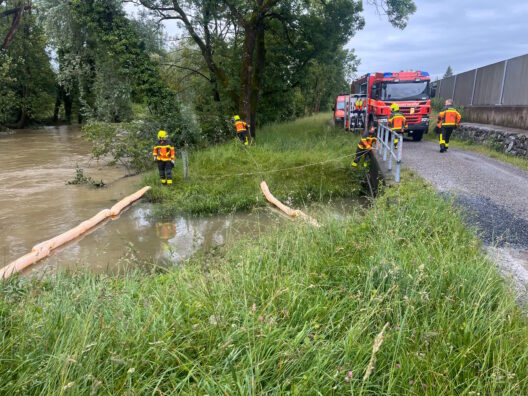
146 114 364 216
2 177 528 394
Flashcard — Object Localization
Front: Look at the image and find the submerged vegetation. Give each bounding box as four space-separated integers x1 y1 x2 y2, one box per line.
2 176 528 394
147 114 364 216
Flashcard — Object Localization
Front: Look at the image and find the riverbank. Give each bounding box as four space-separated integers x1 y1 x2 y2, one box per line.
145 114 363 216
2 172 528 393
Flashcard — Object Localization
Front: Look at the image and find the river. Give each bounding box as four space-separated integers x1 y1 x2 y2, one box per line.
1 126 356 277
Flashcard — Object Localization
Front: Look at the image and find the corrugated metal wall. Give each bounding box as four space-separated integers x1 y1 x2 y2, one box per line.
435 53 528 107
502 54 528 106
453 70 476 105
473 61 505 105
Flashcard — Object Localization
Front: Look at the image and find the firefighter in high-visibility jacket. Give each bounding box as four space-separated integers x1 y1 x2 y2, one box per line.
353 97 365 128
153 130 175 185
437 99 462 153
352 121 378 168
388 103 407 148
234 115 249 146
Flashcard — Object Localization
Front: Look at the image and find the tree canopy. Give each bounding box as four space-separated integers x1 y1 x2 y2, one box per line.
1 0 416 155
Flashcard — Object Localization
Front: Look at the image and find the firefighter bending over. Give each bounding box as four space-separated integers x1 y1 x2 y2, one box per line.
234 115 249 146
437 99 461 153
153 130 175 185
388 103 407 148
352 121 378 168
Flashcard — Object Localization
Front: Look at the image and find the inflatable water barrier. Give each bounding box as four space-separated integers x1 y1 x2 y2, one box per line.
260 181 319 227
0 186 151 280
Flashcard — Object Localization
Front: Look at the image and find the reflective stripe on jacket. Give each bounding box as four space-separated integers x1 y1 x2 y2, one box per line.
235 121 248 133
153 140 175 161
438 106 462 127
388 112 407 131
355 99 364 111
358 129 377 150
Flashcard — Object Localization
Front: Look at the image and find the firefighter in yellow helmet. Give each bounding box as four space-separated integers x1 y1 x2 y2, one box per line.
234 115 249 146
153 130 175 185
352 121 378 168
437 99 462 153
388 103 407 148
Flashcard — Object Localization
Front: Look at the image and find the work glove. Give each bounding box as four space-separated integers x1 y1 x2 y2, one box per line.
171 160 175 165
153 157 157 162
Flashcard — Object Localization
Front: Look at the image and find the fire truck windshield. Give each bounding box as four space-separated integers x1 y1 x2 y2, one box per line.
336 101 345 110
381 81 430 101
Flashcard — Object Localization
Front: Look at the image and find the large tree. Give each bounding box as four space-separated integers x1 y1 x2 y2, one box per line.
135 0 416 136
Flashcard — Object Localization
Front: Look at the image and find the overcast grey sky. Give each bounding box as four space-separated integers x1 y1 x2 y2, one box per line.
349 0 528 79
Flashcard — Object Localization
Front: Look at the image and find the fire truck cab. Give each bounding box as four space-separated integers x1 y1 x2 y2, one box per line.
351 71 431 141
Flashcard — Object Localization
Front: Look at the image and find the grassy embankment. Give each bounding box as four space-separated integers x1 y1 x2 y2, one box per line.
3 166 528 392
145 114 364 216
426 109 528 170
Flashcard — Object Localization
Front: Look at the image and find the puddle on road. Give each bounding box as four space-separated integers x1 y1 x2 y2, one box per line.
1 125 362 277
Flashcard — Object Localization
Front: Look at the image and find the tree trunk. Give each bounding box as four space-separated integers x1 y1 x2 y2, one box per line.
310 76 320 115
64 93 73 124
249 21 266 138
239 25 257 124
53 90 61 122
1 3 28 50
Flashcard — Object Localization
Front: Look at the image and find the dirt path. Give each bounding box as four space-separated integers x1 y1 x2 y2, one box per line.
402 140 528 304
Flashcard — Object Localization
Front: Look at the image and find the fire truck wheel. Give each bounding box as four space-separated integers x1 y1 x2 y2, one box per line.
412 131 423 142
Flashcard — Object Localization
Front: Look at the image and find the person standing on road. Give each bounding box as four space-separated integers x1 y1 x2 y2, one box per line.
352 121 378 168
388 103 407 148
234 115 249 146
437 99 462 153
153 130 175 186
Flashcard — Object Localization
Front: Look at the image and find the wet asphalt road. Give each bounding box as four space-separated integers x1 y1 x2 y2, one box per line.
403 140 528 249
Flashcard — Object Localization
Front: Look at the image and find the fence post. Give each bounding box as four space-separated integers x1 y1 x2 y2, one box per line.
383 127 388 161
395 133 403 183
388 132 394 171
499 60 508 105
182 144 189 180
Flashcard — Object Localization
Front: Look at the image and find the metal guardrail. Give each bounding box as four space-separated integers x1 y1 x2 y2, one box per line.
376 123 403 183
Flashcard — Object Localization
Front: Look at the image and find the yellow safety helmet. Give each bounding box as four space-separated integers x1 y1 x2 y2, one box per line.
390 103 399 112
158 130 167 139
234 115 240 121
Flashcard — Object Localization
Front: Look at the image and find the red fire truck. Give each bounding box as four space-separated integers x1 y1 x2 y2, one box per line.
333 93 348 127
351 71 431 141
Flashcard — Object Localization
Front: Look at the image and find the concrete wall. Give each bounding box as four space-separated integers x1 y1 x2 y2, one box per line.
464 106 528 131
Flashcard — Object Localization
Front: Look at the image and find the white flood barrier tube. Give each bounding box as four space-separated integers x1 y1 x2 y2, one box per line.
0 186 151 280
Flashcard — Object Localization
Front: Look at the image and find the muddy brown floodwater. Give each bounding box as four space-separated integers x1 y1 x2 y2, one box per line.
1 126 358 277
